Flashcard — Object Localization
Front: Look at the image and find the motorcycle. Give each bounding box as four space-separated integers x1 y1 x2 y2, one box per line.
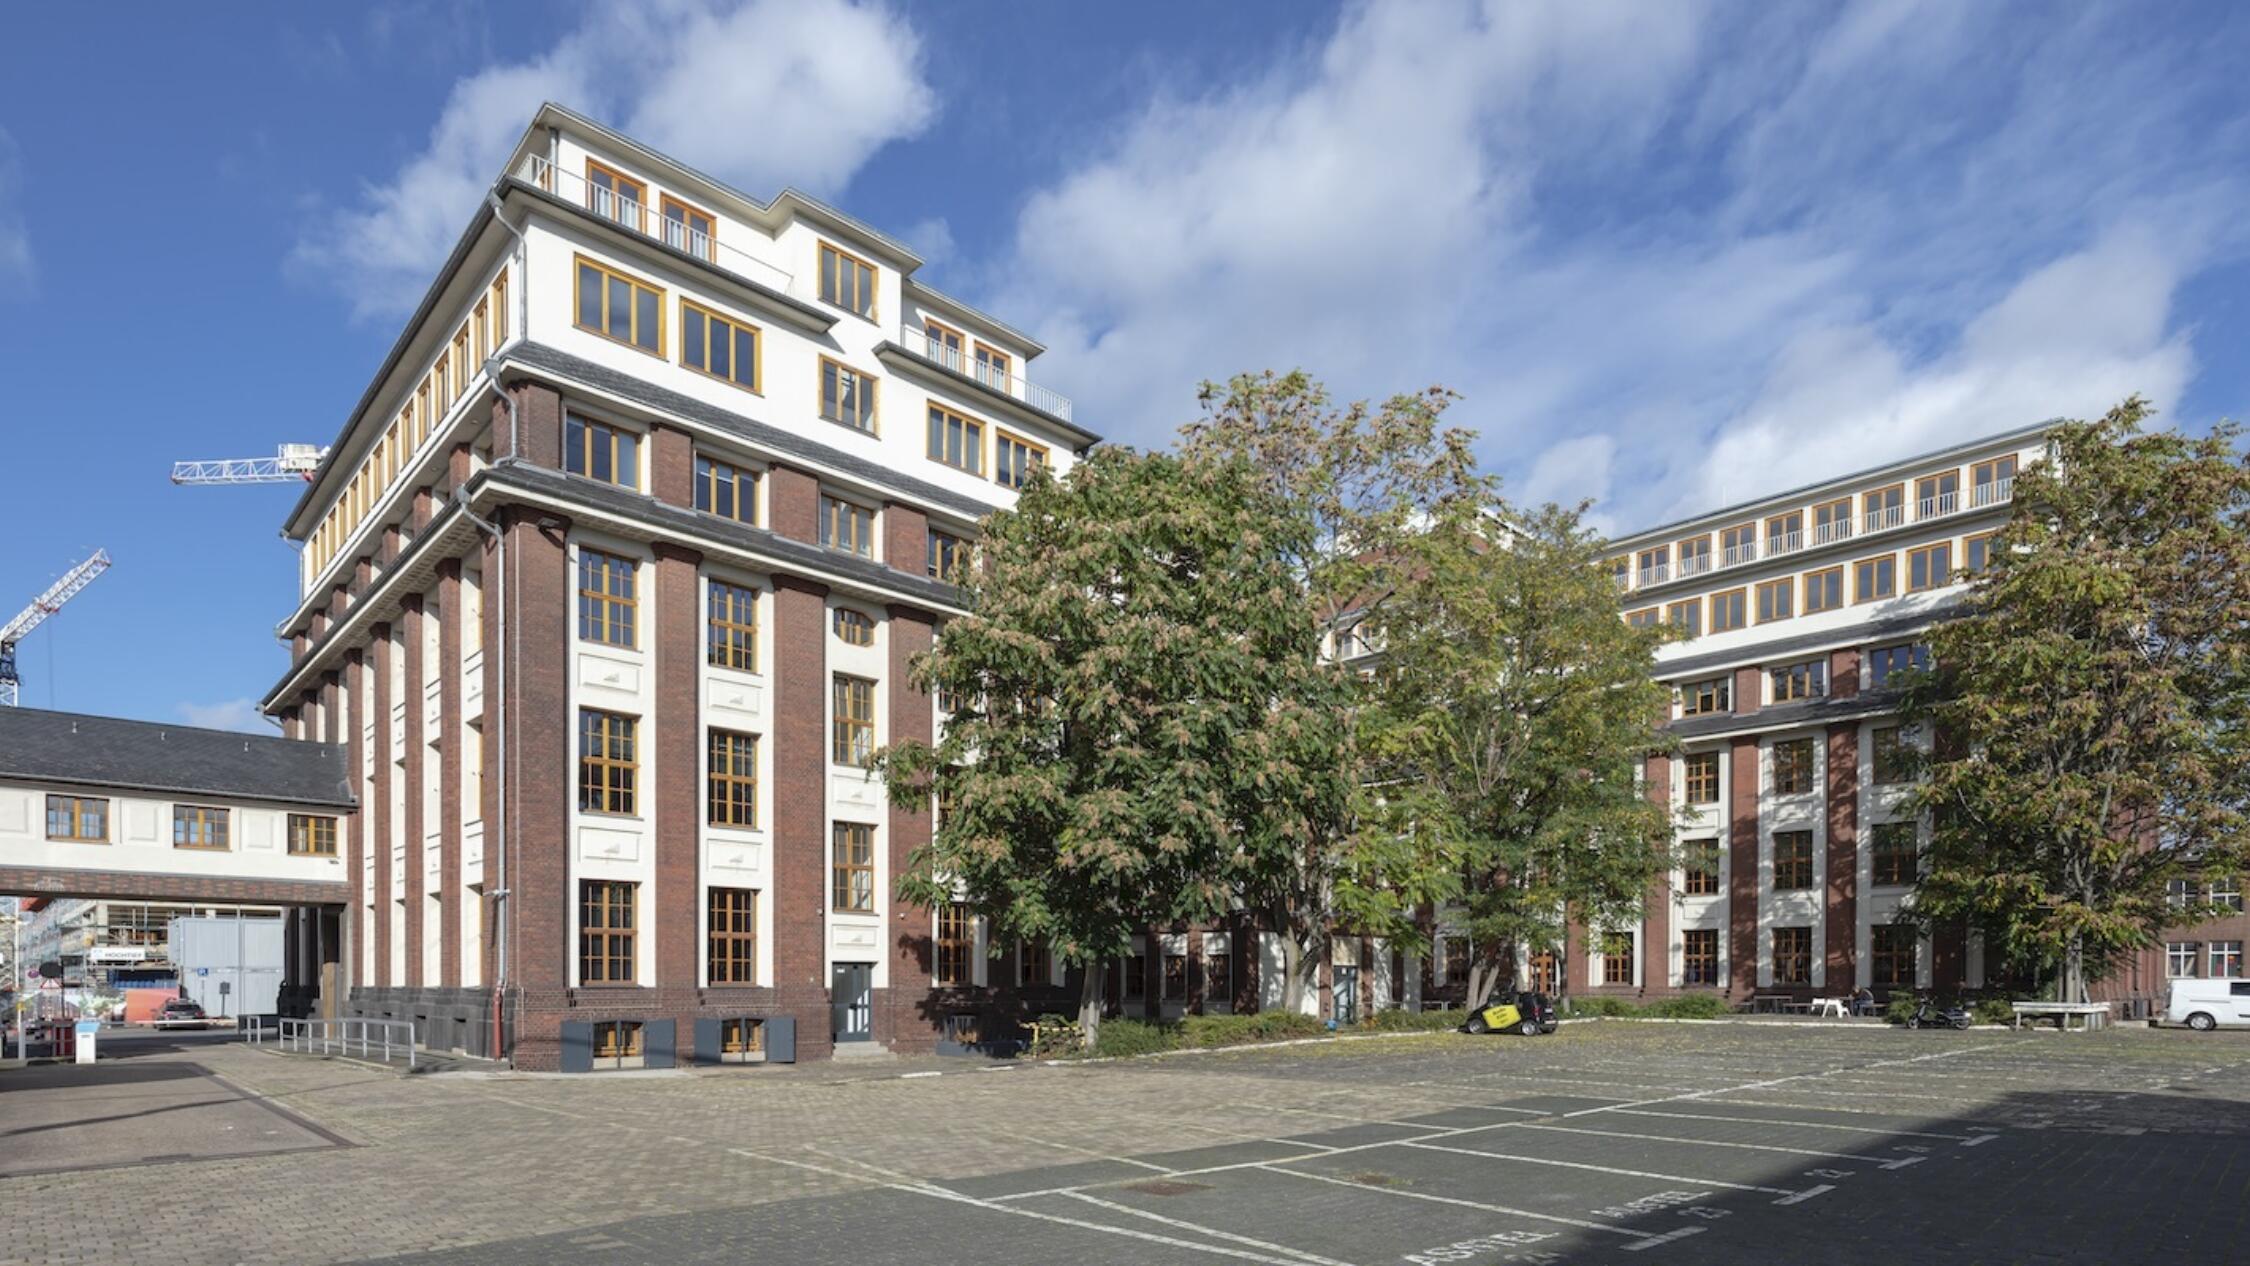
1904 997 1972 1030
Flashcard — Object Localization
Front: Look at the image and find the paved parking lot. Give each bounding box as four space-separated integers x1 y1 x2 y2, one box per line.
4 1021 2246 1264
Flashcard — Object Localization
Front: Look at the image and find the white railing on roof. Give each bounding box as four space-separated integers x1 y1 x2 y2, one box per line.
1766 530 1804 557
1864 504 1905 533
1917 490 1959 519
525 156 795 295
900 324 1074 423
1637 562 1670 587
1812 519 1852 545
1676 553 1713 578
1972 476 2014 507
1720 542 1757 568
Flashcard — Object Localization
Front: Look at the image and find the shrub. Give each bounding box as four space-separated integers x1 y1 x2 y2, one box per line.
1640 993 1732 1020
1564 996 1642 1018
1971 997 2017 1026
1026 1013 1088 1058
1090 1019 1179 1058
1180 1011 1326 1048
1884 994 1923 1025
1365 1007 1467 1032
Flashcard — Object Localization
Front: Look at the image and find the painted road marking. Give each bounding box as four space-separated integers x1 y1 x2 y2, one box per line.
1262 1165 1666 1240
1607 1107 1979 1141
1621 1227 1710 1253
990 1126 1179 1173
1400 1228 1559 1265
1058 1191 1360 1266
1398 1140 1804 1198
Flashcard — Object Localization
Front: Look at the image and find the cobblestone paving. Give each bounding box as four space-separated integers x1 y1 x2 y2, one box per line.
3 1022 2245 1264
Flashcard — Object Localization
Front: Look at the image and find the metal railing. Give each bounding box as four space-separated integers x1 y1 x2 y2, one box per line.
898 324 1075 422
1812 519 1852 545
1636 563 1670 587
1917 491 1959 519
1675 553 1713 578
1863 504 1905 533
248 1017 417 1070
1765 530 1803 557
1971 476 2014 507
1720 543 1757 567
526 156 795 294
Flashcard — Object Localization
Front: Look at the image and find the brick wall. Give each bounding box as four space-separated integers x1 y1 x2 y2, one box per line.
501 511 573 1070
652 542 702 990
402 595 426 987
885 605 938 1051
371 623 393 990
884 504 928 581
1728 736 1759 997
768 464 819 544
1641 752 1673 994
438 560 464 989
1825 722 1859 988
770 574 833 1061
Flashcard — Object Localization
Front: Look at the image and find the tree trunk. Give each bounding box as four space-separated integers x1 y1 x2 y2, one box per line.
1466 960 1499 1012
1285 927 1325 1018
1077 958 1104 1050
2064 937 2086 1005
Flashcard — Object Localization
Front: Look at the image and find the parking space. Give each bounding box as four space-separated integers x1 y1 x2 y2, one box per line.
0 1051 348 1180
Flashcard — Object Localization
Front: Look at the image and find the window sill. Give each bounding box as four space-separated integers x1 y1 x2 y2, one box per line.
818 412 881 439
288 850 340 859
47 837 108 845
174 844 232 852
573 319 667 362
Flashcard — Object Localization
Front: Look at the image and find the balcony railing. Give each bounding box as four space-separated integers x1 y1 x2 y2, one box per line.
1676 554 1713 578
899 324 1074 422
1971 476 2014 507
526 156 794 294
1863 504 1905 533
1637 563 1671 587
1720 543 1756 568
1917 491 1959 519
1765 530 1803 557
1812 519 1852 545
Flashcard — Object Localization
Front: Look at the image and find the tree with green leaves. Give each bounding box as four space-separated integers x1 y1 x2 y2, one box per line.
1363 497 1679 1010
1176 371 1487 1013
1903 399 2250 1002
883 445 1354 1047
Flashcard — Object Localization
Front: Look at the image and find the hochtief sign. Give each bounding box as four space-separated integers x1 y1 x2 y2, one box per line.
88 946 149 964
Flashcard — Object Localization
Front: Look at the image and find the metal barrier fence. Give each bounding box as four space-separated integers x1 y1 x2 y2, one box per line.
246 1017 417 1070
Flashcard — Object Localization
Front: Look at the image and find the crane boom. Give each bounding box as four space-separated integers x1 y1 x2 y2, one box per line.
171 444 325 485
0 549 112 707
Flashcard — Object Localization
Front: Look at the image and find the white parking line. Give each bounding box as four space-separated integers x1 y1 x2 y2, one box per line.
1262 1164 1666 1240
1399 1140 1805 1198
1606 1107 1977 1141
1059 1191 1360 1266
989 1126 1178 1173
1622 1227 1710 1253
1512 1123 1919 1168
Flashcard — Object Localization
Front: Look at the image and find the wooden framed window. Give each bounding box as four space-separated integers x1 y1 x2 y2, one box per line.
2168 941 2199 978
707 730 758 828
452 328 471 401
927 405 985 474
820 357 878 432
832 822 875 912
585 159 646 231
576 548 637 648
694 455 757 523
1772 739 1816 795
1022 939 1053 988
2210 942 2244 977
973 342 1012 389
681 299 761 392
1676 535 1712 576
720 1017 764 1057
1868 642 1928 688
660 194 717 261
1915 470 1960 518
706 887 757 985
573 255 663 355
1682 838 1721 895
474 297 491 365
490 270 508 343
1682 928 1719 985
1709 588 1747 634
1812 498 1852 544
922 318 965 368
1624 607 1659 628
288 814 338 856
1719 523 1757 566
1124 950 1149 998
1770 658 1828 703
819 495 874 558
1679 676 1730 717
1907 541 1952 592
1871 821 1917 886
1765 510 1804 553
818 242 877 318
1666 598 1701 636
1756 577 1794 624
935 903 973 986
578 709 638 816
1871 924 1916 987
1773 830 1814 890
565 413 641 488
707 580 758 673
1636 545 1670 585
1442 936 1471 988
832 674 876 767
1162 952 1186 1000
833 608 875 646
580 879 636 983
1205 948 1231 1003
592 1019 644 1066
173 805 229 850
45 794 107 843
1683 752 1721 805
1853 554 1896 602
1971 455 2018 506
1772 926 1812 985
1963 531 2000 574
928 529 970 581
994 432 1048 491
1608 557 1631 592
1602 933 1635 985
1803 566 1844 613
1871 726 1911 784
1863 484 1905 532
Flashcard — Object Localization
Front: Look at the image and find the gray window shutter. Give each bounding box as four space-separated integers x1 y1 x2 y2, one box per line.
766 1015 796 1063
644 1018 677 1069
693 1017 721 1066
558 1021 593 1074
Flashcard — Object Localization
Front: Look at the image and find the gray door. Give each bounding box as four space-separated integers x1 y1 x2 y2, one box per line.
832 963 873 1042
1332 966 1360 1025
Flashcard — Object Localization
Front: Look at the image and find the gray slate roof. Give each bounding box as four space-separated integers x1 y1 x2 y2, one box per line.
1665 689 1902 741
0 708 355 808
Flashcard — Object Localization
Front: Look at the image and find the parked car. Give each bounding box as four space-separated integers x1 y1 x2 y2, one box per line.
1463 991 1559 1036
153 998 212 1030
2166 979 2250 1031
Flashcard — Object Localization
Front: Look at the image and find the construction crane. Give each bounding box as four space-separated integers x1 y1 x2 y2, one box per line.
170 444 326 485
0 550 111 708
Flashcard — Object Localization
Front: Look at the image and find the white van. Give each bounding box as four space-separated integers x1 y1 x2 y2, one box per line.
2165 979 2250 1031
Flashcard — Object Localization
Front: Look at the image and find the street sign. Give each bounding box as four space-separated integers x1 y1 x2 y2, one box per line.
89 946 148 964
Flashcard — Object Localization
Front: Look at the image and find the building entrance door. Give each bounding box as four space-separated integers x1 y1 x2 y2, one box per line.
1331 966 1360 1025
831 962 873 1043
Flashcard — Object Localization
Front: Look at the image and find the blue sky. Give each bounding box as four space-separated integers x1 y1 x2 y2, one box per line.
2 0 2246 731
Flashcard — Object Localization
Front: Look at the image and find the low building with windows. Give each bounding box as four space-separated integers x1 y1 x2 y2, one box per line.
257 105 1096 1069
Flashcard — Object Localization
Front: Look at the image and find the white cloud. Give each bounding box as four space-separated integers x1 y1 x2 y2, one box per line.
899 217 955 271
0 126 32 295
985 1 2246 533
178 698 273 734
293 0 932 319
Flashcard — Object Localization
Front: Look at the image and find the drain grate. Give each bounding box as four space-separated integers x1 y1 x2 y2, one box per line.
1124 1179 1213 1198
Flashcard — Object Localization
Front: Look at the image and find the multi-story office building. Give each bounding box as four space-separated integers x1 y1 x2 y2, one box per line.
258 104 1096 1069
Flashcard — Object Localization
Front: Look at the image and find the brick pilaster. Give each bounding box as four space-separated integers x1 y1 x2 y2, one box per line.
370 624 393 990
884 503 928 579
1733 665 1762 716
771 574 833 1059
1643 753 1672 994
885 605 938 1051
402 596 426 988
767 465 820 545
438 560 464 989
503 512 573 1069
653 542 703 989
1825 723 1859 989
1728 736 1759 999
